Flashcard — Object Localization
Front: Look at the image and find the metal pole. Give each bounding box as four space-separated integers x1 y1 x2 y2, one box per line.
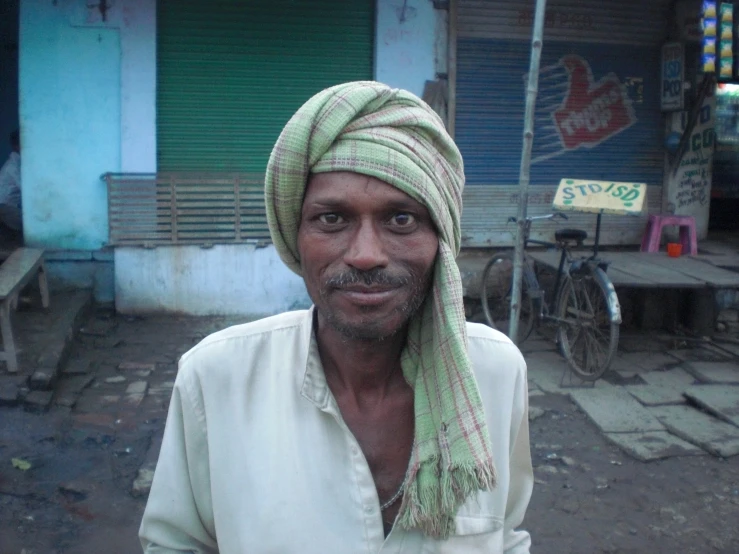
593 212 602 258
448 0 458 139
509 0 547 345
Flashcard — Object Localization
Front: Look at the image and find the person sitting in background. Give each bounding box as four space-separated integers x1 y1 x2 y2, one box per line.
0 130 22 235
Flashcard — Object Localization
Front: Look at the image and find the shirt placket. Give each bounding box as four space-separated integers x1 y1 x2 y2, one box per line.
324 395 387 552
302 322 410 553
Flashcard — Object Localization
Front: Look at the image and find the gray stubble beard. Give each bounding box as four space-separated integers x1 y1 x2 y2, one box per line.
317 266 434 343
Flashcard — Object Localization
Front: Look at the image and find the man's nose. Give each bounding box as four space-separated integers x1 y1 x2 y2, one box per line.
343 220 389 270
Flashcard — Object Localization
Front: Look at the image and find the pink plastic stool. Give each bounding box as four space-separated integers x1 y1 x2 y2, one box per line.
640 214 698 255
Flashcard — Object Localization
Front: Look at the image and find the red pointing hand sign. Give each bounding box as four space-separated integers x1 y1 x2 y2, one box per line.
553 55 636 151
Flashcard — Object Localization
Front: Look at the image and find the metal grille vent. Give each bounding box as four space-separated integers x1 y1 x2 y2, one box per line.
103 173 270 246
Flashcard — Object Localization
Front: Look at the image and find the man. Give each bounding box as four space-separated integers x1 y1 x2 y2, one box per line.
140 82 533 553
0 130 22 233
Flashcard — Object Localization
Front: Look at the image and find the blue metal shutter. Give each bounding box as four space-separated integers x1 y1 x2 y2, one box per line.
456 0 672 246
457 39 665 185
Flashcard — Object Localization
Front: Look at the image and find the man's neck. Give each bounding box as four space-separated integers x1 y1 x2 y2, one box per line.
314 312 408 410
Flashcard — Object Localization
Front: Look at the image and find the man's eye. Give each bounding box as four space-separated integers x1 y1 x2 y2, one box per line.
390 213 415 227
318 213 344 225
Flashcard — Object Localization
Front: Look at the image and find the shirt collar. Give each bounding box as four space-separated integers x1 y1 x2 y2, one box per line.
299 306 332 410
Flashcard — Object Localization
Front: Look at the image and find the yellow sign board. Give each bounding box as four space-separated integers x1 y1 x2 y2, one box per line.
553 179 647 216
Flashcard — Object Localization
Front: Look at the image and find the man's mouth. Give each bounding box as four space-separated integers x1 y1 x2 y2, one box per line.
334 285 400 306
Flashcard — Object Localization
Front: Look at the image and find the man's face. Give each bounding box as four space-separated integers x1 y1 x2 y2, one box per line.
298 171 438 341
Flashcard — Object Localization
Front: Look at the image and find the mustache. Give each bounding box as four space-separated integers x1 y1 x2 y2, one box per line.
323 268 411 289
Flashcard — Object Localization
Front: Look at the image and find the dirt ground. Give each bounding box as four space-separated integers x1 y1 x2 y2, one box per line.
1 308 738 554
527 394 739 554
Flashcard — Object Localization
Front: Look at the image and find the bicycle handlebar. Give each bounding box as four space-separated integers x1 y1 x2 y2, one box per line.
507 212 568 224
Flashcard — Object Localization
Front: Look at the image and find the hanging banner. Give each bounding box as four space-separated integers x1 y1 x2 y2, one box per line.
719 2 734 80
703 1 718 73
661 43 685 111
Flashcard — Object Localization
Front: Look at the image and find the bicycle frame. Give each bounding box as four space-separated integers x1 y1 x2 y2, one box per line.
517 214 621 325
484 211 622 379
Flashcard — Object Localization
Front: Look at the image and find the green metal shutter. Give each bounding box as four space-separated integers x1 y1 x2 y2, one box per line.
157 0 375 172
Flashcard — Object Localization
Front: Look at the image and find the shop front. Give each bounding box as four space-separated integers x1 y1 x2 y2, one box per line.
665 0 739 234
711 83 739 229
453 0 671 247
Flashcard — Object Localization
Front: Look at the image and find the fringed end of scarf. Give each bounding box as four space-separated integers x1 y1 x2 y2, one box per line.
397 458 498 540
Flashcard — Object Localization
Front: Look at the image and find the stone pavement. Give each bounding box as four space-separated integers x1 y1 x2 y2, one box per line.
0 290 92 410
522 331 739 462
0 297 245 518
1 294 738 505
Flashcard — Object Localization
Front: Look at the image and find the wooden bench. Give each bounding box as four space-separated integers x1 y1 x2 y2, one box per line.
0 248 49 373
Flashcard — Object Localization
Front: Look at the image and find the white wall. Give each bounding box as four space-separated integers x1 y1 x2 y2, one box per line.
662 0 713 240
113 0 441 316
120 0 156 173
663 95 715 240
111 0 311 316
115 245 311 316
375 0 437 97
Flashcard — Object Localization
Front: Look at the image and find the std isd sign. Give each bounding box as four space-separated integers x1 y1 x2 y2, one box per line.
661 42 684 112
553 179 647 216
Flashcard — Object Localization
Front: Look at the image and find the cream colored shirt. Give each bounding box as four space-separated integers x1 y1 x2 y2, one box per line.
139 308 533 553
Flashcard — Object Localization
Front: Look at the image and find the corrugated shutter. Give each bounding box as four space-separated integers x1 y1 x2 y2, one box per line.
157 0 374 173
460 184 663 247
455 0 671 246
458 0 670 45
457 39 664 186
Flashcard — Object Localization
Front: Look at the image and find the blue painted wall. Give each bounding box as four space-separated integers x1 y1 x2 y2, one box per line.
19 0 120 250
456 38 664 186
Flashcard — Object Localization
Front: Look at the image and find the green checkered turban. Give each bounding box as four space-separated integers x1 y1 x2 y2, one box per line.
265 81 496 539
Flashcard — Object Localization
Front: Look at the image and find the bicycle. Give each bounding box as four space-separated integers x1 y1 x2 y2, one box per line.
480 212 622 381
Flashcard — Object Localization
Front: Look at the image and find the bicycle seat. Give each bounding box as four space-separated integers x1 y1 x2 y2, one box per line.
555 228 588 244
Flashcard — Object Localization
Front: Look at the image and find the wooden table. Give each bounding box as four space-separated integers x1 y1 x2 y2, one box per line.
0 248 49 372
527 251 739 289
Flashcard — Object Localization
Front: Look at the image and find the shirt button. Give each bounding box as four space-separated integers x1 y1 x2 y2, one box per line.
351 446 359 456
364 505 374 514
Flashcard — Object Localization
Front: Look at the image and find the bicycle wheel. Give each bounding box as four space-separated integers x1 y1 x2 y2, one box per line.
556 268 619 380
480 253 535 343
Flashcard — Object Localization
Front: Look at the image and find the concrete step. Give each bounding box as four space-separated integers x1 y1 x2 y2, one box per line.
0 289 92 410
